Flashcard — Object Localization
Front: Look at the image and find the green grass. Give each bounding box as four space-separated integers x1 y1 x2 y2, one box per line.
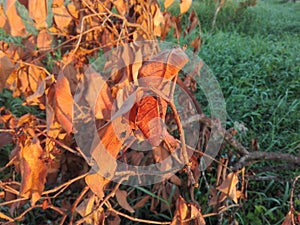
191 0 300 224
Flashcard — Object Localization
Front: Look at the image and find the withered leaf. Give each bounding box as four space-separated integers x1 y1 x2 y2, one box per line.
85 173 109 200
0 51 15 92
164 0 175 9
180 0 192 14
216 172 239 203
138 48 189 83
5 1 27 36
171 196 205 225
76 194 96 224
190 35 201 53
37 29 52 50
28 0 47 29
132 195 151 209
52 3 72 32
55 72 73 134
0 4 9 33
115 189 135 213
281 210 293 225
20 138 47 206
135 96 168 147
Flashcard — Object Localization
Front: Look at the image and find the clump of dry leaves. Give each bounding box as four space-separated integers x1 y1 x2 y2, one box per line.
0 0 298 224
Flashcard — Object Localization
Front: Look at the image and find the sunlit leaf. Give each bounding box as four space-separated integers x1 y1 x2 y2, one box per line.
19 138 47 205
180 0 192 14
0 51 15 92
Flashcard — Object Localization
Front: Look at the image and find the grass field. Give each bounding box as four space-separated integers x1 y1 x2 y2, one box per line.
195 0 300 223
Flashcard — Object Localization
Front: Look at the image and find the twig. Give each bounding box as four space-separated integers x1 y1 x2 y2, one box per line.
107 207 171 224
67 186 90 225
149 87 197 187
75 176 128 225
42 173 88 197
0 155 17 172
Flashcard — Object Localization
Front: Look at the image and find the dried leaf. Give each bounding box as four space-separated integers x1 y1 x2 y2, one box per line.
5 0 27 36
115 189 135 213
28 0 47 29
171 196 205 225
20 138 47 205
132 195 151 209
55 72 73 133
52 3 72 31
138 48 188 86
76 194 96 224
37 29 52 50
0 4 10 33
0 51 15 92
216 172 239 203
180 0 192 14
85 173 109 200
190 35 201 53
164 0 175 9
281 211 293 225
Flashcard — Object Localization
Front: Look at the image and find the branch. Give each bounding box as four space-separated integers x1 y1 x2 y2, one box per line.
233 151 300 171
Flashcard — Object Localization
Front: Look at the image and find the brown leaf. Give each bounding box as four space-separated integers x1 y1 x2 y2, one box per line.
76 194 96 224
171 196 206 225
80 68 113 120
115 189 135 213
190 35 201 53
5 0 27 36
37 29 52 50
55 72 73 133
0 51 15 92
85 173 109 200
281 211 293 225
216 172 239 203
52 3 72 32
180 0 192 14
28 0 47 29
134 96 168 147
0 4 10 33
132 195 151 209
138 48 189 82
19 138 47 205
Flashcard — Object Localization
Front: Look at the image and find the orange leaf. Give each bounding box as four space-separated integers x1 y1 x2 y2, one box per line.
0 4 10 33
37 29 52 50
171 196 206 225
180 0 192 14
0 51 15 92
19 138 47 205
52 3 72 31
216 172 239 203
28 0 47 29
138 48 189 82
55 72 73 134
85 173 111 200
115 189 135 213
164 0 175 9
5 0 27 36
